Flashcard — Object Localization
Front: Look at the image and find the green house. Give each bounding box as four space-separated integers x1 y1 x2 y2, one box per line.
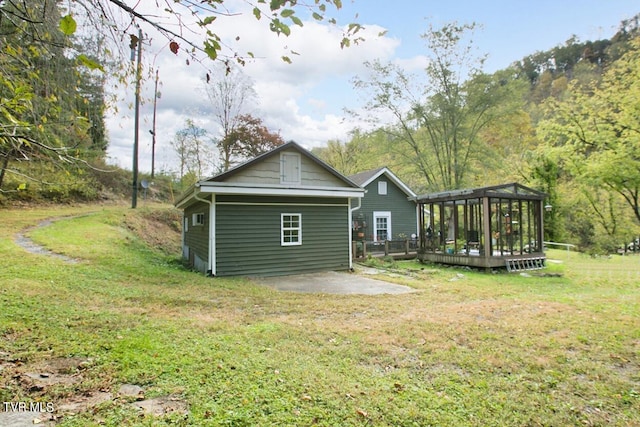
349 167 418 241
175 141 365 277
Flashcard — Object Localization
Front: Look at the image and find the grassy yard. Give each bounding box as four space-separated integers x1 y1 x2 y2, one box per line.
1 204 638 426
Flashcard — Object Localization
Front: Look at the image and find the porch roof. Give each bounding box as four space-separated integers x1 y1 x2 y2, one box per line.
414 182 547 204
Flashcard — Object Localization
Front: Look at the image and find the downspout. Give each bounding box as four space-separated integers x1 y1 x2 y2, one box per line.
194 188 215 276
349 196 362 271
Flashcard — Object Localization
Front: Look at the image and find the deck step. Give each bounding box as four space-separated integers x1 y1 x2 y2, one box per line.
505 257 546 272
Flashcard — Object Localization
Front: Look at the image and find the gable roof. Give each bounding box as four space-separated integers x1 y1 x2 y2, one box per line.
206 141 360 188
349 167 417 198
175 141 364 208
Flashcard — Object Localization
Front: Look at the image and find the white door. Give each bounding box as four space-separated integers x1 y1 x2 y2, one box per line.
373 211 391 241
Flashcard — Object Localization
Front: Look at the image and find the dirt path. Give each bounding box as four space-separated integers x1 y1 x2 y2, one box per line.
14 218 79 264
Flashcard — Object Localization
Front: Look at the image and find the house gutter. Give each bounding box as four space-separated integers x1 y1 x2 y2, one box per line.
193 186 215 277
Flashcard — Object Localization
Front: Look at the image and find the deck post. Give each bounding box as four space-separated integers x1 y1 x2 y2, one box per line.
482 196 492 259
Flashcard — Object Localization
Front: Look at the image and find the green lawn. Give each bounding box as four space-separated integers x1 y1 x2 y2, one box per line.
1 204 638 426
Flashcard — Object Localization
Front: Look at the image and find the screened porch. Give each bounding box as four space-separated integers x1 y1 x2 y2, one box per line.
416 183 548 271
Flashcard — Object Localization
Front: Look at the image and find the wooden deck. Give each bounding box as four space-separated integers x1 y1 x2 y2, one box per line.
418 251 546 270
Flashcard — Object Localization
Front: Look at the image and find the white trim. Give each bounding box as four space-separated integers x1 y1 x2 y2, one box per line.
210 195 216 276
281 213 302 246
192 212 205 226
196 183 364 199
216 202 348 207
348 198 357 270
373 211 392 242
360 167 417 198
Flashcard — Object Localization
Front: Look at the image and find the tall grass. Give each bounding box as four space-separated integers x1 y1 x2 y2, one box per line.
1 205 638 426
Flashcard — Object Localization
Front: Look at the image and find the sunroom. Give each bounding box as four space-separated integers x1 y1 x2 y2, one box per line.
415 183 548 271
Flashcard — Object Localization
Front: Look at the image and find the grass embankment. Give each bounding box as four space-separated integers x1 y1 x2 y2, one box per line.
1 205 638 426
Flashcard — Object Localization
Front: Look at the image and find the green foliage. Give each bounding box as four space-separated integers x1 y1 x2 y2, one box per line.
351 23 517 192
59 14 77 35
59 1 360 67
0 0 107 193
332 20 640 253
1 209 639 426
537 36 640 247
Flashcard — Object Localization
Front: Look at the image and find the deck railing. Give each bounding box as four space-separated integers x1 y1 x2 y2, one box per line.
352 239 419 259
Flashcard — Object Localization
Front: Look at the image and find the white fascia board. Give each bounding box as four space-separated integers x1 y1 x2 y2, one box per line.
197 183 365 199
361 168 417 199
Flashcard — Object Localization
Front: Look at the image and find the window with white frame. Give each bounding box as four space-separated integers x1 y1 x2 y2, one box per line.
281 152 301 184
378 181 388 195
192 212 205 226
373 211 391 241
281 213 302 246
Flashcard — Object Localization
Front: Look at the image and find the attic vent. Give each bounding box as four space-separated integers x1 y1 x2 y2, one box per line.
378 181 387 195
281 152 301 184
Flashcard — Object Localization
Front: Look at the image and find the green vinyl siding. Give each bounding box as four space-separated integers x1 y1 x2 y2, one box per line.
215 197 349 277
219 148 347 187
360 176 417 240
184 201 210 270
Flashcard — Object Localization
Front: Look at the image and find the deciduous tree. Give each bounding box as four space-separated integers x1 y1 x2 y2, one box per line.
224 114 284 161
352 23 512 191
171 119 212 182
205 64 257 171
538 37 640 232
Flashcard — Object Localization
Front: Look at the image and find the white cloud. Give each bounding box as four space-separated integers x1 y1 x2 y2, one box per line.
104 4 405 174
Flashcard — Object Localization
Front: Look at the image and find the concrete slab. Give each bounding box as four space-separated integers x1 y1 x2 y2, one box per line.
250 270 415 295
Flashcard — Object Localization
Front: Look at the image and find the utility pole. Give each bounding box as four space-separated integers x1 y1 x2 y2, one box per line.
150 68 159 179
131 28 142 209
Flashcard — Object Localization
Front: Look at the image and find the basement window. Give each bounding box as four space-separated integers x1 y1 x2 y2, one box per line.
281 213 302 246
192 212 205 226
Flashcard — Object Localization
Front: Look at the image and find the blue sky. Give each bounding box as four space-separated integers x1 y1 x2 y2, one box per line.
105 1 639 174
297 0 639 118
342 0 636 70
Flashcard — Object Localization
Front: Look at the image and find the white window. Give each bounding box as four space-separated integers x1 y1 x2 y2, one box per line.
192 212 205 226
281 213 302 246
373 211 391 242
378 181 387 195
281 152 301 184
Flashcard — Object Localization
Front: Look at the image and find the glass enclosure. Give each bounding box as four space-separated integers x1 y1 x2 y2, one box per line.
417 183 547 267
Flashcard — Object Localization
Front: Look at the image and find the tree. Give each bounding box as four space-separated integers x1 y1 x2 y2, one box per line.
205 64 258 171
538 37 640 232
0 0 362 194
352 23 511 191
170 119 212 182
224 114 284 161
0 0 100 191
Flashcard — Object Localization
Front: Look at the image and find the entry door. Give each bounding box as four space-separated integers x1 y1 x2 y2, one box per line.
373 211 391 241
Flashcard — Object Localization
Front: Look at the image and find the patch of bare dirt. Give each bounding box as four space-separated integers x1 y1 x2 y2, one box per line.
1 353 188 425
131 395 189 416
123 207 182 255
